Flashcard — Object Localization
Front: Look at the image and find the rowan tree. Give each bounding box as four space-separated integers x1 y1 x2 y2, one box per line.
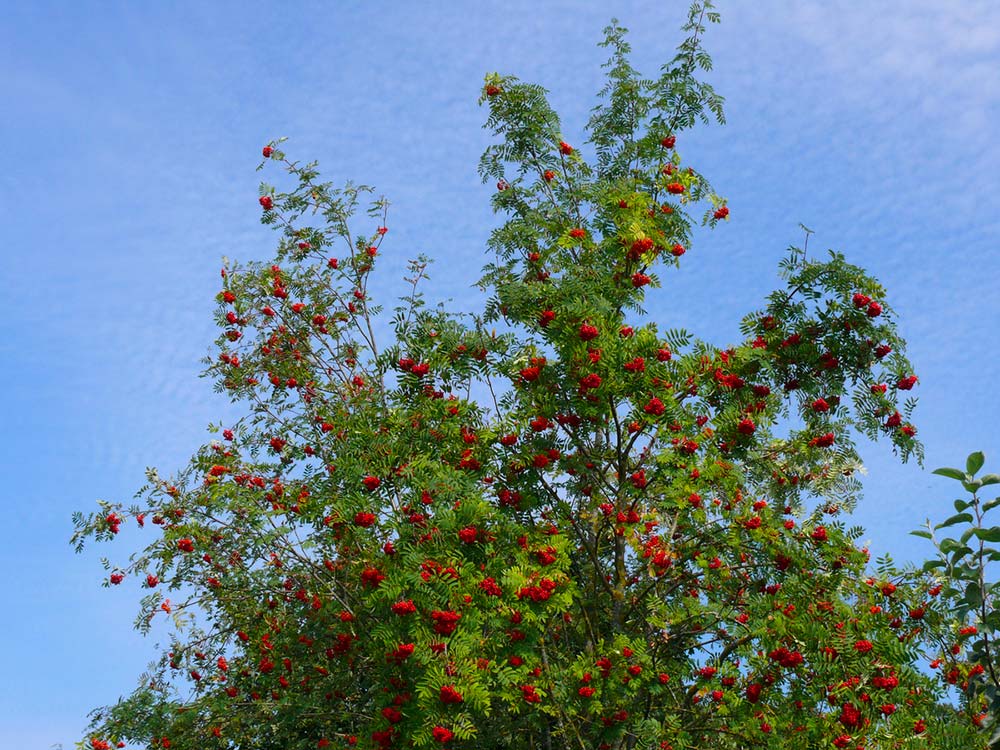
74 4 987 749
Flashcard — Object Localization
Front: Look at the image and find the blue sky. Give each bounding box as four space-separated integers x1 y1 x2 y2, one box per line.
2 1 998 747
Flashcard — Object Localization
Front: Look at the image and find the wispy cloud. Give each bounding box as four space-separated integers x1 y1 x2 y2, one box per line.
2 3 997 747
774 1 1000 142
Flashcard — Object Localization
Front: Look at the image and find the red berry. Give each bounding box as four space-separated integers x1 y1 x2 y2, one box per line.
432 727 454 743
811 398 829 412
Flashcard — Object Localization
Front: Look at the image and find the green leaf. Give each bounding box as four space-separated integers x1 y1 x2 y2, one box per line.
964 479 984 493
941 538 973 558
909 530 932 540
981 474 1000 487
988 722 1000 749
984 609 1000 630
933 467 968 481
935 512 973 530
984 497 1000 513
965 581 984 608
955 498 971 512
967 451 986 476
953 562 981 581
975 527 1000 543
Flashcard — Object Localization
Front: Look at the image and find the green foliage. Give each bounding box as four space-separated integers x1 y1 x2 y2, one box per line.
917 452 1000 747
72 4 985 750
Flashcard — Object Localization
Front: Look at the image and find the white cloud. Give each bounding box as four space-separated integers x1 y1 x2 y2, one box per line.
772 0 1000 143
